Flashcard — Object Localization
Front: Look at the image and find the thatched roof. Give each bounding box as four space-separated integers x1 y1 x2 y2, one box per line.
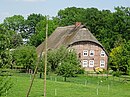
36 25 107 56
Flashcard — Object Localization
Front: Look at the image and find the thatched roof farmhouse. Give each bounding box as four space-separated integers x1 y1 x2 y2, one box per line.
36 22 108 71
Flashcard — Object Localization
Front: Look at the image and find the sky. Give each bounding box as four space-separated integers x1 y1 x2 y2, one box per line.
0 0 130 23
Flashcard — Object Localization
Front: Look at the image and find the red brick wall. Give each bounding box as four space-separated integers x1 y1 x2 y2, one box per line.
69 41 108 71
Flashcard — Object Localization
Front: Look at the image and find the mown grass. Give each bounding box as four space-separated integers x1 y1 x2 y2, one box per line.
1 72 130 97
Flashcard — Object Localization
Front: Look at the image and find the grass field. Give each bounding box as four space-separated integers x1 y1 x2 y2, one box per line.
1 72 130 97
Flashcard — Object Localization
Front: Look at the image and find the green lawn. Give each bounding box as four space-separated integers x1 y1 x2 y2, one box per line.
1 73 130 97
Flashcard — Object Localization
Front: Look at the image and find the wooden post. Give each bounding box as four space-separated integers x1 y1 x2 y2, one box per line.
96 88 99 95
44 15 48 97
55 89 57 96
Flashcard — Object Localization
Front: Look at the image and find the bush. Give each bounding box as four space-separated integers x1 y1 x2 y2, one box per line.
76 68 85 74
0 71 13 96
112 71 122 77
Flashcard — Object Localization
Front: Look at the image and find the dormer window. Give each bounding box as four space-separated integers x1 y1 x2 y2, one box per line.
100 50 105 57
90 50 94 56
83 50 88 56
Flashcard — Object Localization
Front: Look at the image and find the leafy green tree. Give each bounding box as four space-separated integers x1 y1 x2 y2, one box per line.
0 25 13 96
38 59 51 78
0 25 12 68
57 50 80 81
47 47 69 71
3 15 25 33
58 7 86 26
109 41 130 74
29 18 58 47
57 62 78 81
12 45 37 72
25 13 45 35
10 33 23 48
113 6 130 40
0 74 13 96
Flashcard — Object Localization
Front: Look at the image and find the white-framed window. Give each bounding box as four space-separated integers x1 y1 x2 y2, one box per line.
100 60 105 67
83 50 88 56
89 60 94 67
90 50 94 56
100 50 105 57
82 60 88 67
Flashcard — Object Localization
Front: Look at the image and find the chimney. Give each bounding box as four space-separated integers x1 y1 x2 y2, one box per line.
75 22 81 27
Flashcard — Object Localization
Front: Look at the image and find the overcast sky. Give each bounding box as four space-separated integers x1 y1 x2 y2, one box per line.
0 0 130 23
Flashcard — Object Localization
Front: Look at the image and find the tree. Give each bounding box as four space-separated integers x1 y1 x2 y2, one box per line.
57 62 78 81
0 72 13 96
25 13 45 35
109 41 130 75
47 47 69 71
57 50 80 81
3 15 25 33
0 24 12 68
58 7 86 26
10 33 23 48
0 25 13 96
29 18 58 47
47 46 81 81
12 45 37 72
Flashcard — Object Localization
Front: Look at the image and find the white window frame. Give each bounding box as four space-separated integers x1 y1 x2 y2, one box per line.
100 60 105 67
100 50 105 57
90 50 94 56
89 60 94 67
82 60 88 67
83 50 88 56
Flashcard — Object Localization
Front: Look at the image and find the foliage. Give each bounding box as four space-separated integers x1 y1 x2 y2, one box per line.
0 70 13 96
109 41 130 74
47 46 82 81
10 33 23 48
25 13 45 35
57 62 79 81
3 15 25 33
0 25 13 68
58 7 86 26
38 59 51 78
12 45 37 72
47 47 81 81
112 71 122 77
47 47 68 71
29 18 58 47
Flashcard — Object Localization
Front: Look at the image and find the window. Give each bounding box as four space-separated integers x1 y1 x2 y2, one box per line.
89 60 94 67
100 50 105 57
100 60 105 67
83 50 88 56
90 50 94 56
83 60 88 67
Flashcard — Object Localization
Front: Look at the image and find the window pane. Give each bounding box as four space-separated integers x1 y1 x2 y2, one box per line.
89 60 94 67
83 50 88 56
83 60 88 67
100 50 105 57
90 50 94 56
100 60 105 67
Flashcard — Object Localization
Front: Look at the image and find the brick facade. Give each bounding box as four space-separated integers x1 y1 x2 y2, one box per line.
69 41 108 71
